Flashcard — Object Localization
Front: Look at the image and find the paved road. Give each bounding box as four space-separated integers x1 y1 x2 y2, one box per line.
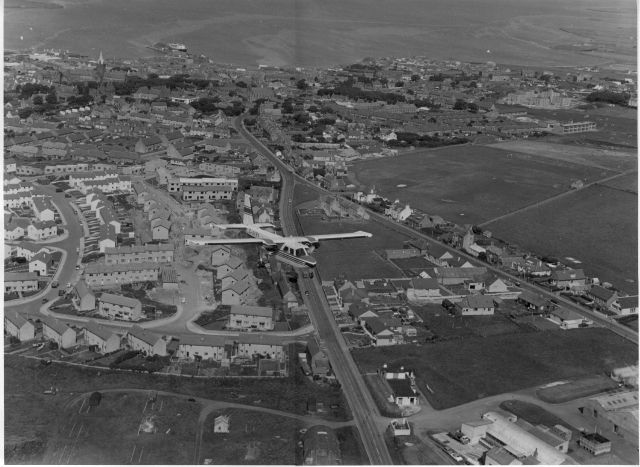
6 184 84 314
235 116 395 465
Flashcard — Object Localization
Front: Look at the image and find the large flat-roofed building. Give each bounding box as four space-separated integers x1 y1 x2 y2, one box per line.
104 244 174 265
578 432 611 456
227 305 274 331
83 262 160 287
167 175 238 193
98 293 143 321
182 185 235 201
559 121 596 134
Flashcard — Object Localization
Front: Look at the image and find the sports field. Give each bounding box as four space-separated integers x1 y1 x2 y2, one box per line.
351 145 613 225
351 328 637 410
488 184 637 293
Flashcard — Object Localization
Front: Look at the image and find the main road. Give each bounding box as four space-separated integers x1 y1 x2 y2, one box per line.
234 115 637 346
235 116 397 465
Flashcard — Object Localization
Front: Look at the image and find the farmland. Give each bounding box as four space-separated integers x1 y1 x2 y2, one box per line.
351 328 637 410
350 144 613 225
294 184 412 280
489 184 637 293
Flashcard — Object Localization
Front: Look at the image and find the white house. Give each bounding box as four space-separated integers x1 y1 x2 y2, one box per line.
549 308 586 329
457 295 495 316
214 415 230 433
612 296 638 316
29 251 54 276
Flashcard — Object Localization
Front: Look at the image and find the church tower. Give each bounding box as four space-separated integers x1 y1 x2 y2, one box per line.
95 50 106 84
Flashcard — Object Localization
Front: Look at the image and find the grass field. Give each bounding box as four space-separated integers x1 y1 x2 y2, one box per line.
488 140 638 172
489 184 637 293
199 409 302 464
600 172 638 192
294 185 412 280
536 375 620 404
351 328 637 410
351 145 613 224
44 393 200 465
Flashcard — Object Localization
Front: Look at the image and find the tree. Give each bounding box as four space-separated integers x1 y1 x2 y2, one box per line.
411 74 420 82
453 99 467 110
235 81 247 88
32 95 43 106
296 79 308 90
45 92 57 105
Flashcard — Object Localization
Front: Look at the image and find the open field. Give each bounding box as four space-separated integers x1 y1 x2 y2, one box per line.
488 140 638 172
489 184 637 293
536 375 620 403
43 393 200 465
295 184 411 280
600 172 638 193
199 409 302 464
350 145 613 225
351 328 637 410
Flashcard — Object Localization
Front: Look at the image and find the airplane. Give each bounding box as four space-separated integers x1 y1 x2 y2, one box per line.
185 222 373 267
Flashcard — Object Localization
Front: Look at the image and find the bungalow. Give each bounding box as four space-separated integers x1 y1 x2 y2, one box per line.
126 325 167 356
433 267 487 286
549 308 586 330
407 277 441 298
586 285 618 311
73 279 96 311
550 269 587 290
83 320 121 354
362 317 395 346
486 278 509 294
5 272 39 293
29 251 54 276
517 291 548 313
98 293 143 322
612 296 639 316
41 317 77 349
387 379 419 407
4 311 35 342
457 295 495 316
176 334 226 361
227 305 274 331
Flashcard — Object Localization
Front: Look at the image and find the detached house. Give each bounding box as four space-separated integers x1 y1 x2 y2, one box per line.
612 296 639 316
586 285 618 311
550 269 587 291
362 317 395 346
29 251 54 276
407 277 441 299
457 295 495 316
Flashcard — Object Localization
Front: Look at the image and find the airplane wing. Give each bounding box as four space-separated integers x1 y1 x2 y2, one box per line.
304 231 373 242
186 237 267 245
216 223 276 230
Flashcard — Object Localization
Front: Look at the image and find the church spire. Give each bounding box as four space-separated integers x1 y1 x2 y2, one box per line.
98 50 104 65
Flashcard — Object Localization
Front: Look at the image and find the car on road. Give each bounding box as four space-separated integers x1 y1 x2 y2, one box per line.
42 298 48 303
304 290 310 296
75 265 80 270
51 281 59 288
